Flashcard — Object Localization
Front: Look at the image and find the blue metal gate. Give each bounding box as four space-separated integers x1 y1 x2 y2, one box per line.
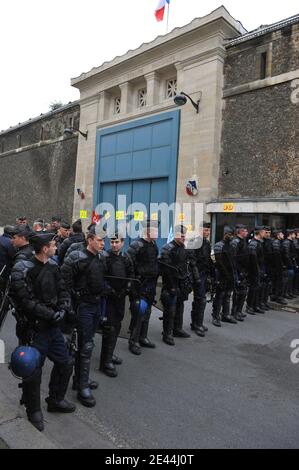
94 110 180 248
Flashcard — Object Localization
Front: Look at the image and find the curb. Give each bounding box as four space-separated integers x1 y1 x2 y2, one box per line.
0 390 57 449
269 301 299 314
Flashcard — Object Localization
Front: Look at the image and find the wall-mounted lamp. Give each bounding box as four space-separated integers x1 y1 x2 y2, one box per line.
174 91 202 114
76 188 85 200
64 127 88 139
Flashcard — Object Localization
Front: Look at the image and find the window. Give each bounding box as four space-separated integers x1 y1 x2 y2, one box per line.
138 89 147 108
166 78 177 98
114 97 121 114
260 52 267 79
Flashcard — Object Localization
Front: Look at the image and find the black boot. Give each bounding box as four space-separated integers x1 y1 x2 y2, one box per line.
162 298 176 346
139 315 156 348
77 342 96 407
22 373 44 432
173 302 190 338
99 325 118 378
47 363 76 413
112 354 122 365
128 311 142 355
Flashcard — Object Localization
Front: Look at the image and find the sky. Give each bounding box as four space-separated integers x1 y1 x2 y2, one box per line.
0 0 298 132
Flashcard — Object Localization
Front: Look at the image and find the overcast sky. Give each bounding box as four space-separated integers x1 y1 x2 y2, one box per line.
0 0 298 132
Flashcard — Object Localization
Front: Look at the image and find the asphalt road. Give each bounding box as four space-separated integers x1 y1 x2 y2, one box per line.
1 300 299 449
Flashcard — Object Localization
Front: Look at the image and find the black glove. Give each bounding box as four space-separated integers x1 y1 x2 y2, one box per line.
65 309 77 326
51 310 66 325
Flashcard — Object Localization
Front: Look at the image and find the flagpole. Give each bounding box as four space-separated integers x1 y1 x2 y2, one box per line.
166 2 170 33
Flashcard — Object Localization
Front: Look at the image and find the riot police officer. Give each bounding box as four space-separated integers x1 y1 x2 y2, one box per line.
189 223 213 337
261 226 273 310
126 220 159 355
293 229 299 295
11 226 34 264
230 224 249 322
160 225 196 345
271 230 287 305
61 230 107 407
212 226 237 327
99 232 134 377
282 229 297 299
246 226 266 314
10 233 76 432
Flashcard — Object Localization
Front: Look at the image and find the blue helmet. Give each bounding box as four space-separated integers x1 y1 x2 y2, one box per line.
9 346 41 380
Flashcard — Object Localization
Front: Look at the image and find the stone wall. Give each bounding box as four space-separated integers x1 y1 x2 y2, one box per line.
0 103 80 226
219 22 299 200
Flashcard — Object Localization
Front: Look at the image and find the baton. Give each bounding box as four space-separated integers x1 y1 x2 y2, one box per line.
104 275 141 285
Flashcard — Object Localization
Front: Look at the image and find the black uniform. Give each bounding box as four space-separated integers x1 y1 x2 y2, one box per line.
159 240 195 344
10 257 75 430
230 236 249 321
99 250 134 376
271 237 285 303
189 237 213 335
293 236 299 294
246 238 265 313
61 248 106 407
212 239 236 325
126 238 159 353
282 238 297 298
262 237 273 308
13 244 35 264
0 233 15 282
58 232 86 265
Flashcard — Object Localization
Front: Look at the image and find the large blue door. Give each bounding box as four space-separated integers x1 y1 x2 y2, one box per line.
94 111 180 248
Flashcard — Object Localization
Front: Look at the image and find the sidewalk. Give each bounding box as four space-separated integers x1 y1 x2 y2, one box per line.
0 388 57 449
269 298 299 314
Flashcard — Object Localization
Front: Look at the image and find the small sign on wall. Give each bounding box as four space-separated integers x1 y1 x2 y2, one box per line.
223 203 235 213
80 210 88 219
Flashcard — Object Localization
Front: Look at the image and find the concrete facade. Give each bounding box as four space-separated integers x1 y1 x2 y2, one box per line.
71 7 245 224
0 103 80 226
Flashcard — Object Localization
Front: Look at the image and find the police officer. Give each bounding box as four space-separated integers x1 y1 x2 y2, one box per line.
293 229 299 295
10 233 76 432
127 220 159 355
260 226 273 311
0 226 16 282
61 230 107 407
160 225 196 345
282 229 297 299
11 226 35 264
271 230 288 305
246 226 266 314
212 226 237 327
58 219 85 265
230 224 249 322
53 222 71 254
189 223 213 337
99 232 134 377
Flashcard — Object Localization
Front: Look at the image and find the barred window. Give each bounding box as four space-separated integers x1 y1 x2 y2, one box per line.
138 89 147 108
166 79 177 98
114 97 121 114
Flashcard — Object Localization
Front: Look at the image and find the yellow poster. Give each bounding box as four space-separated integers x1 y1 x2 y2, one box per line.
80 210 88 219
178 213 185 221
134 211 144 221
151 213 158 221
116 211 125 220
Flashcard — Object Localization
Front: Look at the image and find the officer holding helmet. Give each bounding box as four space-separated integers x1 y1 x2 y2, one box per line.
10 233 76 432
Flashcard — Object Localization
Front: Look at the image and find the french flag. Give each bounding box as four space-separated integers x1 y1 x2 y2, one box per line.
155 0 170 22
